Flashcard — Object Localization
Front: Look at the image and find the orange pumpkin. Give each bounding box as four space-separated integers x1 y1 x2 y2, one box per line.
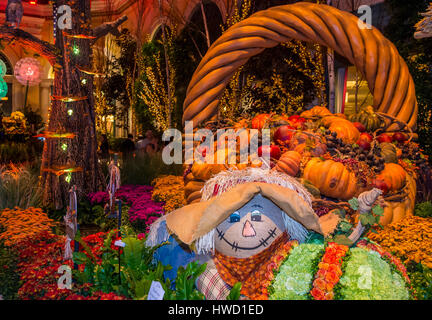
376 163 407 192
380 174 416 225
328 119 360 144
300 106 332 119
303 158 358 200
251 113 272 129
274 151 301 177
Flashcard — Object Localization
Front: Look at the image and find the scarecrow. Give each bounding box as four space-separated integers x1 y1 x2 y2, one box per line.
147 167 341 299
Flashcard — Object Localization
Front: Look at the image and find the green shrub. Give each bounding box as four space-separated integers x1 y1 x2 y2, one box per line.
0 237 21 300
0 140 43 164
414 202 432 218
120 152 183 186
407 262 432 300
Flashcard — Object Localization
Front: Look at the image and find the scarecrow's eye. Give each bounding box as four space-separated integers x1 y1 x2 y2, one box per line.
251 210 262 222
229 211 240 223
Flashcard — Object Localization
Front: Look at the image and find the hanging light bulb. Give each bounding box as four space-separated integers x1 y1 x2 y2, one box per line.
67 109 73 116
72 44 80 55
65 173 72 183
61 143 68 151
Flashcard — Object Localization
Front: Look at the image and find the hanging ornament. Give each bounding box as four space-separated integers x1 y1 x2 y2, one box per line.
51 95 88 102
0 59 7 99
0 59 7 77
0 80 7 99
63 31 96 39
14 57 42 86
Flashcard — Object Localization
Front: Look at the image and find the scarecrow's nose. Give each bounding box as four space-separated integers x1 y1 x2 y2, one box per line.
242 220 256 237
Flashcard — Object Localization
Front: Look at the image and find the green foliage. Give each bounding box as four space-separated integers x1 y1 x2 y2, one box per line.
165 261 206 300
120 152 183 186
22 108 44 133
407 262 432 300
384 0 432 157
226 282 242 300
0 163 42 210
0 141 43 164
73 231 205 300
414 201 432 218
0 236 21 299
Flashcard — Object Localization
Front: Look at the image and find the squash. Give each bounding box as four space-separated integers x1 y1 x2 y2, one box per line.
328 119 360 144
302 158 358 200
300 106 332 119
251 113 272 129
298 178 321 198
348 106 382 132
377 163 407 192
380 174 416 225
380 142 398 163
274 151 301 177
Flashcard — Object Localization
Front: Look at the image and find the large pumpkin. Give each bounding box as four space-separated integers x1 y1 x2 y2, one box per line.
328 119 361 144
380 174 416 225
376 163 407 192
303 158 358 200
274 151 301 177
348 106 382 132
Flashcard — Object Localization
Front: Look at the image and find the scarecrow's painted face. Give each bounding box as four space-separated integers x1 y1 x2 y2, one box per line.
214 194 286 258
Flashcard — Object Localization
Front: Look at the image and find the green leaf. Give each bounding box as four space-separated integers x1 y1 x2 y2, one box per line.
73 252 89 265
348 198 359 210
338 221 353 233
331 235 354 247
372 205 384 216
227 282 242 300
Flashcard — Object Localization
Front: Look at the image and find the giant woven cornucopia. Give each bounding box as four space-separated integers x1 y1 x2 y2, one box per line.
181 2 430 227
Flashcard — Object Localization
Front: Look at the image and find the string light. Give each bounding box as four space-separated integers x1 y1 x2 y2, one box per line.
67 109 73 116
81 78 87 85
65 173 72 183
61 143 68 151
72 44 80 55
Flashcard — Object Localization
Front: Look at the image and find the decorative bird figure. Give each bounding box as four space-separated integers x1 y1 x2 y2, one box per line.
5 0 23 29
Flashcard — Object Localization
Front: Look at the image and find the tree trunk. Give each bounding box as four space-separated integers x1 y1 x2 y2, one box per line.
41 0 103 208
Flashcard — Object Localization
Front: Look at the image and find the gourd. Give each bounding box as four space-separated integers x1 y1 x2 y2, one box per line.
380 174 416 225
303 158 358 200
274 151 301 177
348 106 382 132
376 163 407 192
300 106 332 119
380 143 398 163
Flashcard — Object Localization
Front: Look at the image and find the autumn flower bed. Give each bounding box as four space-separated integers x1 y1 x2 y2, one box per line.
151 175 186 213
87 179 186 233
368 215 432 268
15 230 125 300
0 207 57 246
88 185 164 232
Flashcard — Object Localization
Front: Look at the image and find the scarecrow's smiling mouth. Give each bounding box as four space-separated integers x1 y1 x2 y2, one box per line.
216 227 278 252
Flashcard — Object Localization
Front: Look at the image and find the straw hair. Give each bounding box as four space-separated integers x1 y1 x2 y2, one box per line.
201 167 312 207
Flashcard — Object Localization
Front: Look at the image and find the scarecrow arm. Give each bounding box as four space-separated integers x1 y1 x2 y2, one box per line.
0 26 61 66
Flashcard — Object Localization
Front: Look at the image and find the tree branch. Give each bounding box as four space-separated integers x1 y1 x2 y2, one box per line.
92 15 128 42
0 25 61 66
